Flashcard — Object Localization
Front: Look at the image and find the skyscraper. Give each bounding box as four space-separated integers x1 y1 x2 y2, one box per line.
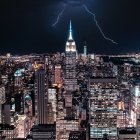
56 21 79 140
34 67 48 124
0 85 5 123
54 65 62 87
89 77 118 139
84 41 87 57
64 21 78 91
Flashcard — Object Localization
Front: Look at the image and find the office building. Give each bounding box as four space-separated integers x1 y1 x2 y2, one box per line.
34 67 48 124
89 77 118 139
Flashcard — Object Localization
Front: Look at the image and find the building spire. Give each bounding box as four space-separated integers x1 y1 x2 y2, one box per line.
68 20 73 40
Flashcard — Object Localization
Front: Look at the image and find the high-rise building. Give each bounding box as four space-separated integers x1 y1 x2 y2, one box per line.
65 21 78 91
54 65 62 87
15 93 23 113
3 104 11 125
89 77 118 139
47 88 57 124
14 69 24 87
56 22 80 140
130 82 140 127
16 115 29 138
0 85 5 123
34 67 48 124
84 41 87 57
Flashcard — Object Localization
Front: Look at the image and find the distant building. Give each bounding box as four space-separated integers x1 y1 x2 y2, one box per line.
84 42 87 57
14 69 24 87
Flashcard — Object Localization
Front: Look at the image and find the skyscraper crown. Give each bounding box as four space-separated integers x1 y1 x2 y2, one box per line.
66 21 76 52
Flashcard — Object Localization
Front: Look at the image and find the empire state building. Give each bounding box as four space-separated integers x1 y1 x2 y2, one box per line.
65 21 76 52
64 21 78 91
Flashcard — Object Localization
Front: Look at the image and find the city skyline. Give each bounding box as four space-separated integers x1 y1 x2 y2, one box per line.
1 1 140 139
0 12 140 138
0 0 140 54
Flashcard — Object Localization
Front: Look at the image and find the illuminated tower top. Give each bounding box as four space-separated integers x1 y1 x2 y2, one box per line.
66 21 76 52
68 20 73 40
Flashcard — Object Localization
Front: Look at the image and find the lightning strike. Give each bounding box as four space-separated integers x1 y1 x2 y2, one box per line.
52 6 65 27
83 5 118 45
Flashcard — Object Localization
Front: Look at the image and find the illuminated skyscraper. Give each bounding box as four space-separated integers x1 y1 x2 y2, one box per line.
47 88 57 124
34 67 48 124
56 21 79 140
130 82 140 127
89 77 118 139
84 41 87 57
0 85 5 123
64 21 78 119
54 65 62 87
65 21 78 91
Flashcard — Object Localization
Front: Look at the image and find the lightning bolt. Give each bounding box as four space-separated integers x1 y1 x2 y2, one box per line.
83 5 118 45
52 6 65 27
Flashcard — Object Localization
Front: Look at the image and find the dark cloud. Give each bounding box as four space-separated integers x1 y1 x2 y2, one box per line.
0 0 140 54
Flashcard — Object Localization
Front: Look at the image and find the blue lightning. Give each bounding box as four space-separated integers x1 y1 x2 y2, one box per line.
83 5 118 45
52 6 65 27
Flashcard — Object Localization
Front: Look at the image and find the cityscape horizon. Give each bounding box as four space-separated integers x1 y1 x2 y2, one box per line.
0 1 140 140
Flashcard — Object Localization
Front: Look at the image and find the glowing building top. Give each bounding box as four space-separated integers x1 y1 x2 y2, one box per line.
68 20 73 40
66 21 76 52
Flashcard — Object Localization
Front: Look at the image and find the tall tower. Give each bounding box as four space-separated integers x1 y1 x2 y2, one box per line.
65 21 78 91
56 22 79 140
34 67 48 124
84 41 87 57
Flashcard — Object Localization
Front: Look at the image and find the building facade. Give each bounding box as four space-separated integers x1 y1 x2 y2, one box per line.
89 77 118 139
34 67 48 124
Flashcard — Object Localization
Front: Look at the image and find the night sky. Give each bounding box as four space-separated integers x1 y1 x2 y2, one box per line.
0 0 140 54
